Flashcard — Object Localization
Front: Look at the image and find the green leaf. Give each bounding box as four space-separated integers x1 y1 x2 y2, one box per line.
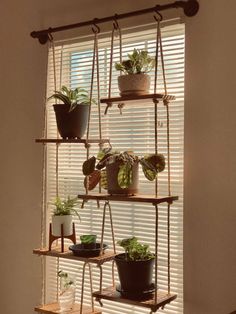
117 163 132 189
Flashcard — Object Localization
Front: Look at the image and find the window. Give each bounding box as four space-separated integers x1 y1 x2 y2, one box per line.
44 22 184 314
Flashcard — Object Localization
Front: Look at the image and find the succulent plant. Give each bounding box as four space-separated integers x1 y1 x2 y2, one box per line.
48 85 95 111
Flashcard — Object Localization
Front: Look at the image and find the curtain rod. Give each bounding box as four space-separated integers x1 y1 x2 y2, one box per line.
31 0 199 44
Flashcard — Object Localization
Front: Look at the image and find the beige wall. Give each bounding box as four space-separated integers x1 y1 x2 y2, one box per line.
0 0 235 313
184 0 236 313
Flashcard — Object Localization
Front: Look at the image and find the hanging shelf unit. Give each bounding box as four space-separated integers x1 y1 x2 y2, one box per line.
77 193 178 204
33 247 116 265
35 138 110 144
100 93 175 105
35 303 101 314
32 1 199 314
93 287 176 313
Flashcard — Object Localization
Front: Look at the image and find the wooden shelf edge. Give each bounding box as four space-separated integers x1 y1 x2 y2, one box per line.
35 138 109 144
35 303 101 314
93 286 177 312
33 247 116 265
100 93 176 104
78 193 178 204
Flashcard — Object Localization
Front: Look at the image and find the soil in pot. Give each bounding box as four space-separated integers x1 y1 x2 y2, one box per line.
118 73 151 96
53 103 89 139
106 161 139 195
115 253 155 297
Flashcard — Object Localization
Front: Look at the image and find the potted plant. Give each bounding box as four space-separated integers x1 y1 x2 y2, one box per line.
115 48 155 96
58 270 76 311
115 237 155 299
52 196 80 237
82 148 165 195
80 234 97 249
48 85 95 139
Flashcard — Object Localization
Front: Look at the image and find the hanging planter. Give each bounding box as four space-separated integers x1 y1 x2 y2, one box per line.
82 149 166 196
105 158 139 195
51 196 80 237
48 86 95 139
115 237 155 299
115 49 155 96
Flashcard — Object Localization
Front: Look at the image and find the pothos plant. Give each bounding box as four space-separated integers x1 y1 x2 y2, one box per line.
48 85 96 112
115 49 155 75
117 237 154 261
82 148 165 190
58 270 75 289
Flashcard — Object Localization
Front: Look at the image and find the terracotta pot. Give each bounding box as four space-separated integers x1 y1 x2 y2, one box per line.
53 103 89 139
115 253 155 298
118 73 151 96
106 161 139 195
52 215 73 237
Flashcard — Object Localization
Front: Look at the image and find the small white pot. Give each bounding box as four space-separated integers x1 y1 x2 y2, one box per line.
118 73 151 96
52 215 73 237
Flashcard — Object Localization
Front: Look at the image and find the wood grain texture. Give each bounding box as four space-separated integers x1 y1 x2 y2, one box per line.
33 247 116 265
78 193 178 204
35 303 101 314
93 286 177 312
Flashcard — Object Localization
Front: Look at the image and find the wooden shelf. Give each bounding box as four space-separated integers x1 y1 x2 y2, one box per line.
100 93 176 105
78 193 178 205
33 247 116 265
93 286 176 312
35 303 101 314
35 138 109 144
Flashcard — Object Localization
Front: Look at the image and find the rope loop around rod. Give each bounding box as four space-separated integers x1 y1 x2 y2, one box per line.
106 17 122 111
92 18 101 34
153 10 163 22
112 14 120 30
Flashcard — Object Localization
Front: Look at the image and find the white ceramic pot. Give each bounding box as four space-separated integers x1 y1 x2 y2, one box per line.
52 215 73 237
118 73 151 96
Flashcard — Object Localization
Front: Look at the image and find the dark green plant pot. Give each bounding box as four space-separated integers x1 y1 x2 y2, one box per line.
115 253 155 298
53 103 89 139
106 161 139 195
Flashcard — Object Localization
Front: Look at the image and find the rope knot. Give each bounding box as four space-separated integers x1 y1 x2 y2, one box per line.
85 142 91 149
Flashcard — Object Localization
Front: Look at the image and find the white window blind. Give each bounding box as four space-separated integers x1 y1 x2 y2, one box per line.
44 22 185 314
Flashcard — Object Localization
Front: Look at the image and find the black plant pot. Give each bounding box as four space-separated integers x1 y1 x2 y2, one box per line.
53 103 89 139
115 253 155 298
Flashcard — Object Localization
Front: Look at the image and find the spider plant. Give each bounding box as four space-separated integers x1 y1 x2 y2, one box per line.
48 85 95 112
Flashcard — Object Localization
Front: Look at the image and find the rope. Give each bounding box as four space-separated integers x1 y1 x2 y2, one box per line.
154 18 160 95
49 34 61 300
167 202 171 294
154 18 161 197
40 42 50 304
165 100 171 196
159 25 167 95
154 204 158 303
154 13 172 298
154 99 159 197
86 27 97 162
105 19 122 115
